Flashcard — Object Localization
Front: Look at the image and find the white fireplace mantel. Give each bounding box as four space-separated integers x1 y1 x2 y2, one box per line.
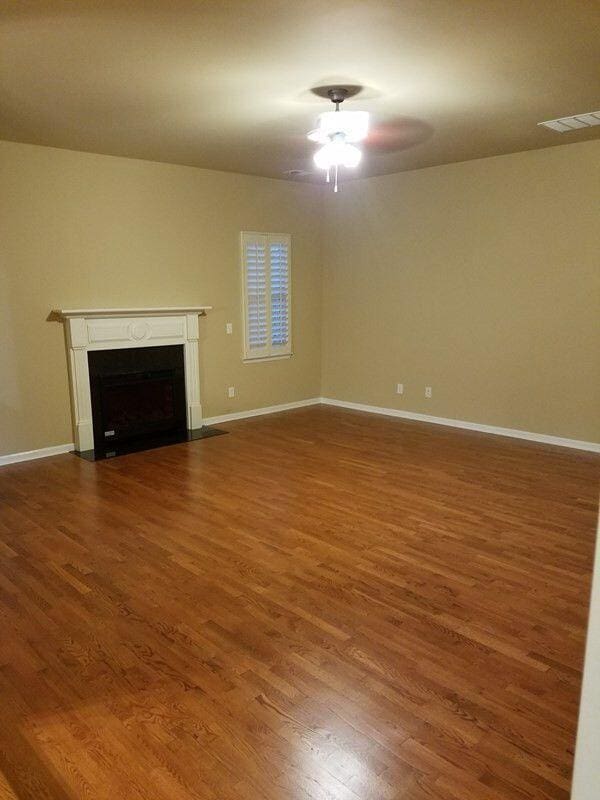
54 306 211 320
52 306 212 452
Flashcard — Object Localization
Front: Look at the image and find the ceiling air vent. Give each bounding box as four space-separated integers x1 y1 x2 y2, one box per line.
538 111 600 133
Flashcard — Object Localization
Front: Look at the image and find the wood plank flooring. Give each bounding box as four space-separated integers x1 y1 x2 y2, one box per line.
0 405 598 800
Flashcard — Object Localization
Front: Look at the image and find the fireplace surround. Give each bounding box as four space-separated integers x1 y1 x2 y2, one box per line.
53 307 212 455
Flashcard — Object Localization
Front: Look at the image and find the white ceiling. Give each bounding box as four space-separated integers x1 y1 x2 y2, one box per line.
1 1 599 181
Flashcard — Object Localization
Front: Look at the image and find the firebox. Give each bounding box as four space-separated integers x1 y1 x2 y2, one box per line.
88 345 187 454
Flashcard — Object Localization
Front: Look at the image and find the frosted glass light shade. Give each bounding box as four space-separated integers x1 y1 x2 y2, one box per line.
307 110 369 143
313 141 362 170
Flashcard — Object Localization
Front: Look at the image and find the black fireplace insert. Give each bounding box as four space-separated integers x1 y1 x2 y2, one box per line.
88 345 187 454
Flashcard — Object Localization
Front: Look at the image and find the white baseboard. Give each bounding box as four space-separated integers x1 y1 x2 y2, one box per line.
319 397 600 453
203 397 321 425
2 395 596 465
0 399 321 467
0 442 75 467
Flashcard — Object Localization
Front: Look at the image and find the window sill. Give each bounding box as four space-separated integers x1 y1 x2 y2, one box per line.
243 354 293 364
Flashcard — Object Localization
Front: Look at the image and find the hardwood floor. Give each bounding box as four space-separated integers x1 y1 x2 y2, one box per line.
0 405 598 800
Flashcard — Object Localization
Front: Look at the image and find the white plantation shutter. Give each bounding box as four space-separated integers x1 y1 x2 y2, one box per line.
269 238 290 349
242 232 292 360
242 234 269 356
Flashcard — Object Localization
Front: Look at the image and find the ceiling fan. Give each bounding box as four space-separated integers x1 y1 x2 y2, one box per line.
306 85 430 191
307 87 367 192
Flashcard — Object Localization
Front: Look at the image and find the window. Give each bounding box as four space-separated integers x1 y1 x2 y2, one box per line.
241 231 291 361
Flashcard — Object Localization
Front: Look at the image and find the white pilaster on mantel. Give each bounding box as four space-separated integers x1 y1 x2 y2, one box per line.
52 307 212 452
184 312 203 430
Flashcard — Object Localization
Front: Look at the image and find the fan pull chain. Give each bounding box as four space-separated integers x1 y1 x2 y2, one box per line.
334 164 339 193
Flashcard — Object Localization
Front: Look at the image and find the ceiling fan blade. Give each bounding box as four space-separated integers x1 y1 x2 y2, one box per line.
365 117 433 154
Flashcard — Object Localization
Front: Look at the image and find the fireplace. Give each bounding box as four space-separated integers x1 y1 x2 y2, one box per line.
88 345 187 453
52 306 215 457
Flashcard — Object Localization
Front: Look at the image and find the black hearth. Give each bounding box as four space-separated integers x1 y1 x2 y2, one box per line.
88 345 187 455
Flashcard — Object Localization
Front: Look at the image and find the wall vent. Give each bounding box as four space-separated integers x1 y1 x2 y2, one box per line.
538 111 600 133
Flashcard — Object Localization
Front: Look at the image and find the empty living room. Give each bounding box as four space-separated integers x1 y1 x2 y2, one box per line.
1 2 599 799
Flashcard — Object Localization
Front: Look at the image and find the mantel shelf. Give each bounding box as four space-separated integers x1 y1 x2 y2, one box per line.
52 306 212 320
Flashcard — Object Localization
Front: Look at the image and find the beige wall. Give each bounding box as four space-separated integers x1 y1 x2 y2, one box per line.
0 141 323 456
2 139 599 457
321 140 600 442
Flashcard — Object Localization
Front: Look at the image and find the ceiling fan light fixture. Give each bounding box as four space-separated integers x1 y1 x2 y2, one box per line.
313 140 362 170
313 110 370 143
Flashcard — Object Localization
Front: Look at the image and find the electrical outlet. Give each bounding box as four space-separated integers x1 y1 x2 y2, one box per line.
425 386 432 399
396 383 404 395
228 386 235 398
226 322 233 334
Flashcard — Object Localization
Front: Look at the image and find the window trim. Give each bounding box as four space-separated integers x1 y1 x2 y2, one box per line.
240 231 292 362
242 354 292 364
